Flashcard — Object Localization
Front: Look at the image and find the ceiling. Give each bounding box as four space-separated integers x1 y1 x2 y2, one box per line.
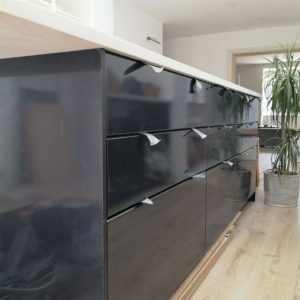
236 52 300 65
129 0 300 39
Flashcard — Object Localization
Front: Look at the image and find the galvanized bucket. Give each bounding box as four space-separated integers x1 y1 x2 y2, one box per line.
264 170 299 207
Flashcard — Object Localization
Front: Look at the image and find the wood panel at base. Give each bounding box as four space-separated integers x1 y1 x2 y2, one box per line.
171 211 242 300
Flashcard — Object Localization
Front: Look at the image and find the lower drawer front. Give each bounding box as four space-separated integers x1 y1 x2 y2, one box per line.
108 176 206 300
239 146 257 199
206 154 253 248
107 129 207 216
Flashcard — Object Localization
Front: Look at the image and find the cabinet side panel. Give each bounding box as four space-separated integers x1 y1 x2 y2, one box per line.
0 50 105 300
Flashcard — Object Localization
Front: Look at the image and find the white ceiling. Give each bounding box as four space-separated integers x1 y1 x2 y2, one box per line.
236 52 300 65
129 0 300 39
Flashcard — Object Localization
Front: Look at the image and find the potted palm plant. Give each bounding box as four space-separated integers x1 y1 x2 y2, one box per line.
264 43 300 206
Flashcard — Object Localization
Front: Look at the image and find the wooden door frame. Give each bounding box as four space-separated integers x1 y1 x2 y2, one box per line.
230 48 300 83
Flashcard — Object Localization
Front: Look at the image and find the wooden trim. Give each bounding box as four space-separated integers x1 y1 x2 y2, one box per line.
256 142 260 186
231 48 300 84
233 48 300 58
171 211 242 300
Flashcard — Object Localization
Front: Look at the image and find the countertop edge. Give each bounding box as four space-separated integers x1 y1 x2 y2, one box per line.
0 0 261 97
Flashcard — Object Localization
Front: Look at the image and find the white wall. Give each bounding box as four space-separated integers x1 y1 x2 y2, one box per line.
164 24 300 81
94 0 114 35
114 0 162 53
235 64 268 93
92 0 163 53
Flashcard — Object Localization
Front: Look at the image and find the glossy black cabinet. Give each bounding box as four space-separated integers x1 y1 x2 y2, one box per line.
0 49 259 300
106 53 209 135
107 129 207 216
206 146 257 248
208 85 260 126
0 51 105 300
239 146 257 199
108 175 206 300
206 123 258 168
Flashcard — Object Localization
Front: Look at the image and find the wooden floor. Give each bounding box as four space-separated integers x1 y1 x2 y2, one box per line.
191 148 300 300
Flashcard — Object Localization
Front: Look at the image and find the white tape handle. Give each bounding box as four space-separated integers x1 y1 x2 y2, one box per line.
223 161 234 166
194 80 203 92
146 63 164 73
141 198 154 205
192 173 206 179
191 128 207 139
140 132 161 146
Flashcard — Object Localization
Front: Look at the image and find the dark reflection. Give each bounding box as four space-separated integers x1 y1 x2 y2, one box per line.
221 159 251 202
209 85 259 126
108 177 206 300
107 129 207 216
106 53 209 135
207 124 258 167
0 51 104 300
206 146 257 248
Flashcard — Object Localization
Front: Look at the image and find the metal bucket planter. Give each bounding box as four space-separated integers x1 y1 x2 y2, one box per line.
264 170 299 207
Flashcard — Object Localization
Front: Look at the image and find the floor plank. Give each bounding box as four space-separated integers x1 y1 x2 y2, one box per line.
191 148 300 300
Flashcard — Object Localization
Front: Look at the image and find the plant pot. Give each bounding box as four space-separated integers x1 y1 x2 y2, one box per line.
264 170 299 207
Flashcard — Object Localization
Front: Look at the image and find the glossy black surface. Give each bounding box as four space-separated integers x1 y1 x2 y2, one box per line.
106 53 209 135
107 129 207 216
0 51 105 300
206 123 258 168
206 147 257 248
208 86 260 126
239 146 257 199
108 176 206 300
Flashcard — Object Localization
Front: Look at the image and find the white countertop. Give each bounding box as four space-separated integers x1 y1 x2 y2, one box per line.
0 0 261 97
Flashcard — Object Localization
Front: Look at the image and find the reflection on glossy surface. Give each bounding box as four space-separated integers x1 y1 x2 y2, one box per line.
106 53 209 135
108 177 206 300
107 129 207 216
0 51 104 299
206 146 257 248
206 123 258 168
208 86 260 126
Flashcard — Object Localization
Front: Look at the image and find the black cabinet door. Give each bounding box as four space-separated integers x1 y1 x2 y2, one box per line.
206 156 250 248
108 175 206 300
106 53 209 135
107 129 207 216
0 51 105 300
239 146 257 199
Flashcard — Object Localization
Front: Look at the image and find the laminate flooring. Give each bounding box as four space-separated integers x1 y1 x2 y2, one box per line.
191 148 300 300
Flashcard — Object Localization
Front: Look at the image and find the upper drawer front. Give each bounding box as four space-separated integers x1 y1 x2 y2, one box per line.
107 129 207 216
237 123 258 152
247 97 261 123
106 53 209 135
206 123 258 168
208 86 260 126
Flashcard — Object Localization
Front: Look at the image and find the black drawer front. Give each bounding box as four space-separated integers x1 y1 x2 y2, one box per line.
107 129 207 216
206 123 258 168
239 146 257 200
248 97 261 123
208 86 260 126
206 158 248 248
237 123 258 151
106 53 209 135
108 176 206 300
